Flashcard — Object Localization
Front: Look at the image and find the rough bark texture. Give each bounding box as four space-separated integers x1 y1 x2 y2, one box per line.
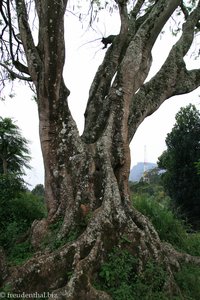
1 0 200 298
0 247 8 286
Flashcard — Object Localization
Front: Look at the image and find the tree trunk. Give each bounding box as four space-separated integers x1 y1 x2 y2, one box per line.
2 0 200 298
4 166 200 298
2 158 8 175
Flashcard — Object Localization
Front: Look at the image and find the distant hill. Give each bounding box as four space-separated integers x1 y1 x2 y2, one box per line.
129 162 157 182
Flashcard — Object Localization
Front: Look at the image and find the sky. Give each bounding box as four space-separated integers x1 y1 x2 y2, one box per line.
0 3 200 187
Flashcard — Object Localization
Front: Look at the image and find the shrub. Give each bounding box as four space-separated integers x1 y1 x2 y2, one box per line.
133 195 188 249
8 241 34 265
132 195 200 256
95 247 169 300
11 192 47 223
175 264 200 300
0 175 46 261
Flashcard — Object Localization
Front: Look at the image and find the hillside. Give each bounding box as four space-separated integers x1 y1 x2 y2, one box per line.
129 162 157 182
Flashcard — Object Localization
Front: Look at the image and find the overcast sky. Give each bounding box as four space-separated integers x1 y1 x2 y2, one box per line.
0 4 200 187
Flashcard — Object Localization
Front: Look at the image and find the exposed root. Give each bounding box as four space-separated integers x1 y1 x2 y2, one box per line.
163 242 200 266
2 202 200 299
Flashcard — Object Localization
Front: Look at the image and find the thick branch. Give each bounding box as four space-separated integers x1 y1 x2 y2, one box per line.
15 0 41 83
175 68 200 95
135 0 180 51
128 3 200 141
180 0 189 20
131 0 146 18
82 0 180 144
34 1 69 99
82 1 129 143
0 62 32 81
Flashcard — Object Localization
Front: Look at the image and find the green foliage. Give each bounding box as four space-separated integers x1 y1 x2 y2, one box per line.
8 241 34 265
175 264 200 300
0 174 25 238
12 192 47 222
145 167 162 184
0 193 46 250
98 248 138 288
133 195 188 250
133 194 200 256
0 117 31 176
158 104 200 228
131 182 200 299
95 247 168 300
0 174 46 263
31 184 45 198
130 180 170 206
41 219 80 251
95 192 200 299
0 119 45 265
195 159 200 175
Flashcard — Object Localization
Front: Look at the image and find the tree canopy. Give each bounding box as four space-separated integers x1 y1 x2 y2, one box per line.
0 117 30 176
158 104 200 228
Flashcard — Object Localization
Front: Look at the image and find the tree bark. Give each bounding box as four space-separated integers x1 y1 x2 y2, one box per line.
2 0 200 298
2 158 8 175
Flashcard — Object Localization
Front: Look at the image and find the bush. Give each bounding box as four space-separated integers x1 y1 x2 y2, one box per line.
132 195 200 256
0 175 46 259
95 247 169 300
175 264 200 300
133 195 188 249
12 192 47 223
8 241 34 265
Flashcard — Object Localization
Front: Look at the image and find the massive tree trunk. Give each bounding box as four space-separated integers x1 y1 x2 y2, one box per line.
2 0 200 298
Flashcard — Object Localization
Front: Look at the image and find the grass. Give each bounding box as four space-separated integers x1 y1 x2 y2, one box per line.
131 192 200 299
133 194 200 256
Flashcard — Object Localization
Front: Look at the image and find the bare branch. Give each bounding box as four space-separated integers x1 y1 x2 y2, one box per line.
13 60 30 75
131 0 146 18
180 0 189 19
0 62 32 81
15 0 41 82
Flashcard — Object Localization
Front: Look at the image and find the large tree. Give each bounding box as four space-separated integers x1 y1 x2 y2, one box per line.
158 104 200 228
1 0 200 298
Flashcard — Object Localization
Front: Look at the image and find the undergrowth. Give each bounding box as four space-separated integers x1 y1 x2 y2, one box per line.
131 192 200 299
2 177 200 299
7 241 34 266
94 247 169 300
95 245 200 299
94 184 200 300
41 218 82 252
133 194 200 256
